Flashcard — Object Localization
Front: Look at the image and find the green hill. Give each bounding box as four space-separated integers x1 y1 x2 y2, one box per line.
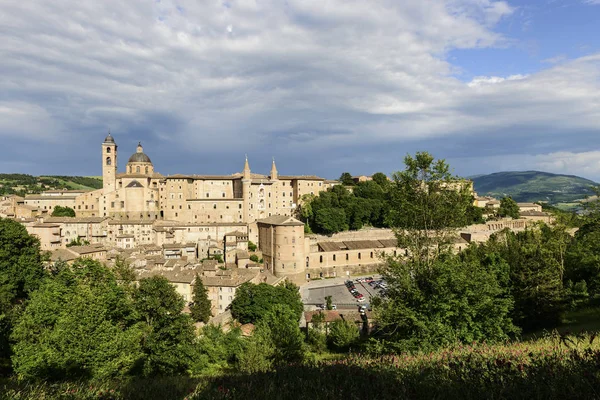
0 174 103 196
471 171 597 204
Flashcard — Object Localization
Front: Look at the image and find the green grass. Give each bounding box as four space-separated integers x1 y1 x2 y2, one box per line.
4 334 600 400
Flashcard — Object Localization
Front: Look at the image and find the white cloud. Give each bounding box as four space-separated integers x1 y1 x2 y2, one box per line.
1 0 600 178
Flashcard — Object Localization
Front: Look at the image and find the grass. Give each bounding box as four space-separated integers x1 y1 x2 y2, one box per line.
4 334 600 400
524 307 600 341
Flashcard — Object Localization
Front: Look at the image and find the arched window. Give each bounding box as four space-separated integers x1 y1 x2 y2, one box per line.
129 166 132 173
106 147 111 153
136 166 140 173
145 166 149 174
106 157 111 166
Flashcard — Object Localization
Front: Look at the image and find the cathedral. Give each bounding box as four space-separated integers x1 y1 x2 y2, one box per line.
47 133 335 242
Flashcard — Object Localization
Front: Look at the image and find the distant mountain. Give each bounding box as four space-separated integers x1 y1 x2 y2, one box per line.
0 174 102 197
471 171 597 204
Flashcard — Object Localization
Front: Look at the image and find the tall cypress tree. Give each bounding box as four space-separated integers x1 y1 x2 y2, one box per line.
190 274 212 323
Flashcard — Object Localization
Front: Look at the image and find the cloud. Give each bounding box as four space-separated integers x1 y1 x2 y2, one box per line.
0 0 599 179
583 0 600 5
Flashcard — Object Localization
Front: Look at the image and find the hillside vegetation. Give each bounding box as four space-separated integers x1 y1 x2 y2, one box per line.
472 171 596 204
0 174 102 196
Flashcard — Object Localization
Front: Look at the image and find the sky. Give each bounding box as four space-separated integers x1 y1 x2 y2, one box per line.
1 0 600 180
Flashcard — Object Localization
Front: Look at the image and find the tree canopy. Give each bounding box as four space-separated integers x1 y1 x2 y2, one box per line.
51 205 76 217
230 282 303 324
498 196 520 219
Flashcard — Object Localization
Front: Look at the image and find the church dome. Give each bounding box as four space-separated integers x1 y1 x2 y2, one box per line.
128 142 152 164
128 152 152 163
104 133 115 143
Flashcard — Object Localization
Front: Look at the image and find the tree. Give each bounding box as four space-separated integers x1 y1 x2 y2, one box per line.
11 259 143 380
328 319 360 351
249 254 259 263
498 196 520 219
385 152 474 265
377 153 517 350
314 208 348 234
51 205 76 217
248 241 257 252
190 275 212 323
339 172 355 186
133 276 196 376
230 282 303 324
371 172 389 188
256 304 305 365
0 218 45 366
191 325 243 375
325 295 333 310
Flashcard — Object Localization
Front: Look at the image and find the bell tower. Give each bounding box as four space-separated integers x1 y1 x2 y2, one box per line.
102 132 117 193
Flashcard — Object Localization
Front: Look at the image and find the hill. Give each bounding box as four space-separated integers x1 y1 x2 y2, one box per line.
0 174 103 196
471 171 597 204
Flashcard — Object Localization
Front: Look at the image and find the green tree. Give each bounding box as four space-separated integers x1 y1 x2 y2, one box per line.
328 319 360 351
190 275 212 323
11 259 143 380
191 325 243 375
498 196 520 219
378 153 516 350
339 172 355 186
256 304 305 365
371 172 389 188
133 276 196 376
230 282 303 324
0 218 45 366
248 241 257 252
325 295 333 310
314 208 348 234
482 227 567 331
236 325 273 373
385 152 474 265
249 254 259 262
51 205 76 217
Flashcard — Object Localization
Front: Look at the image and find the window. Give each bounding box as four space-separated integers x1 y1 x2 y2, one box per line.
106 157 111 166
136 166 140 173
120 201 124 208
106 147 111 153
111 202 115 208
358 253 361 260
222 193 225 197
333 254 336 261
239 204 242 209
346 253 349 260
145 166 149 174
370 252 373 258
213 204 217 209
319 255 323 263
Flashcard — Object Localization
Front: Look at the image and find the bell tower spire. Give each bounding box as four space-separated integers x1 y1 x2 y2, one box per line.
270 157 278 180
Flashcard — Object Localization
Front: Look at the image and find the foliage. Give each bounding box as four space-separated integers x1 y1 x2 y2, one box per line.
256 304 305 365
189 333 600 400
327 320 359 352
0 218 45 368
236 327 273 374
386 152 474 266
339 172 354 186
51 205 76 217
133 276 196 376
11 259 143 380
249 254 259 263
325 295 333 310
565 220 600 297
191 325 243 375
306 328 327 354
480 226 569 331
498 196 520 219
378 252 517 352
230 282 303 324
190 276 212 324
66 237 90 247
247 241 257 252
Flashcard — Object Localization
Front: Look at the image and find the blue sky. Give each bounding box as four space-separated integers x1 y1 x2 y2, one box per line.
1 0 600 180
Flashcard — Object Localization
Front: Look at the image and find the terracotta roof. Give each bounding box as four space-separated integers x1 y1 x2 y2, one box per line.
50 249 78 262
378 239 398 248
25 195 78 200
344 240 384 250
225 231 247 237
165 174 239 180
236 250 250 259
163 242 196 249
318 242 344 252
521 210 549 217
136 266 198 284
68 245 106 255
109 220 154 225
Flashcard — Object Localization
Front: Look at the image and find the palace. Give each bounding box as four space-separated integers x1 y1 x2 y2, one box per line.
23 133 336 243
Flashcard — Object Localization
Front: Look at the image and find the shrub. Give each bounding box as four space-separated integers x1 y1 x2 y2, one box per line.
328 320 359 352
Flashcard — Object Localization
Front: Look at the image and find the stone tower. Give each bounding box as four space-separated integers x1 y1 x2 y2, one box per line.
242 156 251 222
270 157 278 180
102 132 117 193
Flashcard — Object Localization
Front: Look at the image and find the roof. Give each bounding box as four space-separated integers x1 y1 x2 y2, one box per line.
202 269 259 287
163 242 196 249
117 234 134 239
68 245 106 255
236 250 250 259
257 215 304 226
31 223 60 228
165 174 240 180
128 152 152 164
24 195 78 200
225 231 248 237
126 180 144 188
50 249 78 262
46 217 108 223
318 238 398 252
278 175 325 181
521 210 549 217
104 133 115 143
517 203 540 207
136 267 198 284
109 220 154 225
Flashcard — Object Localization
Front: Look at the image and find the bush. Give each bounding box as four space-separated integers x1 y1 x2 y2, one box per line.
248 241 257 252
327 320 359 352
249 254 259 263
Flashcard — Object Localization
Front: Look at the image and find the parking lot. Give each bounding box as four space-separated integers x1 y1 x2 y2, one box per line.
303 275 385 309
